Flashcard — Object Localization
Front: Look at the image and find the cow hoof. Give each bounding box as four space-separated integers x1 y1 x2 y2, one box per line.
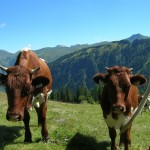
42 137 50 143
111 144 118 150
24 139 32 143
36 137 50 143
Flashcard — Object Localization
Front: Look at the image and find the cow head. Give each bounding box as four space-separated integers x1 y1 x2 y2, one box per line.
93 66 147 114
0 65 50 121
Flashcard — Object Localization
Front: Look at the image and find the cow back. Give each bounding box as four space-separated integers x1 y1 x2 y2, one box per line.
15 49 52 90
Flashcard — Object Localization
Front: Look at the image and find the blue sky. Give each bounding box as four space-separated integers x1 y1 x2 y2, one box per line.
0 0 150 53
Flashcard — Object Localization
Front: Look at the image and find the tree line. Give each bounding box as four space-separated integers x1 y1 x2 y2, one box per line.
50 85 103 104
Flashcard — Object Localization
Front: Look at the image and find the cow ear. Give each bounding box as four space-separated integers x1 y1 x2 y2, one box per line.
0 73 7 84
130 75 147 86
93 73 107 85
32 76 50 88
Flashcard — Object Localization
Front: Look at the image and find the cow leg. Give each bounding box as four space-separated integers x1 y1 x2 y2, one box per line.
109 127 117 150
35 102 49 142
23 109 32 143
119 126 131 150
27 95 33 111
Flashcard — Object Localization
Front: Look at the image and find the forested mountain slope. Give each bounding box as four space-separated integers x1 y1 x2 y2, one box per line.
49 39 150 91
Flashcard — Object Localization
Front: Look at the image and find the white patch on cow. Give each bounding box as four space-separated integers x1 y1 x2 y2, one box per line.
105 107 136 129
31 90 52 108
35 102 40 108
21 47 31 52
47 90 52 99
32 93 45 108
105 113 130 129
40 58 45 62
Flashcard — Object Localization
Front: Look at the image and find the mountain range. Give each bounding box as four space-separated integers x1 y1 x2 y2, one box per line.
49 38 150 92
0 41 108 67
0 34 150 92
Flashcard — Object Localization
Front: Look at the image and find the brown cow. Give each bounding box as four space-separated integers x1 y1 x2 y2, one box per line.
0 48 52 143
93 66 146 150
138 94 150 114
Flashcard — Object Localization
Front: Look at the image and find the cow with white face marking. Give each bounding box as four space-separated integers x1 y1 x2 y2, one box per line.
93 66 147 150
0 48 52 143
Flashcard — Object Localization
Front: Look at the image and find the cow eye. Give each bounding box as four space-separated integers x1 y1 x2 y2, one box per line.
21 88 30 97
21 84 32 97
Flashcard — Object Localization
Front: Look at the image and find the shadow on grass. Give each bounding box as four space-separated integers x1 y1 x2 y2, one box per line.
0 125 23 150
66 133 110 150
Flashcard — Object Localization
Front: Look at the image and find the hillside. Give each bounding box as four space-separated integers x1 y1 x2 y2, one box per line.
0 50 17 67
0 43 97 67
34 44 91 63
126 33 150 42
0 34 148 68
49 39 150 91
0 34 150 93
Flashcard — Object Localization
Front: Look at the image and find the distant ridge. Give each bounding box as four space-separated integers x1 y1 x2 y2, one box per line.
126 34 150 42
0 33 149 67
1 34 150 92
49 37 150 91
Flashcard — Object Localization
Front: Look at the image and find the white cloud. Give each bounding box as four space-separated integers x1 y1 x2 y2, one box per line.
0 23 6 28
27 44 32 48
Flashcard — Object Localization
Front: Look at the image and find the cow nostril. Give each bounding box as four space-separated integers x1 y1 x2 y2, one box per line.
13 114 20 119
7 112 21 121
112 105 124 113
120 106 124 112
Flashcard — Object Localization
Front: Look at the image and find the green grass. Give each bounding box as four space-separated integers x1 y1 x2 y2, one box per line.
0 92 149 150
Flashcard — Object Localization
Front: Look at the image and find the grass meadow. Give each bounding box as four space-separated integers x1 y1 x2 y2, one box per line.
0 92 149 150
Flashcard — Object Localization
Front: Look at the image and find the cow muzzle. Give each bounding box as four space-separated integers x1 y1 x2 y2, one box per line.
6 111 22 122
112 104 125 113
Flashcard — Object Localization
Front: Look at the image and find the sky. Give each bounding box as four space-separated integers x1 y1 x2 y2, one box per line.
0 0 150 53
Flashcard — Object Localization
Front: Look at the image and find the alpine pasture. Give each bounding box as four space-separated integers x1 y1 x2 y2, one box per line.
0 92 149 150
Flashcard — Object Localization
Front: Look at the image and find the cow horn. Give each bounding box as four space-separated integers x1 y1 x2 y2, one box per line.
120 82 150 134
105 67 109 70
129 68 133 71
31 67 40 74
0 65 8 72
